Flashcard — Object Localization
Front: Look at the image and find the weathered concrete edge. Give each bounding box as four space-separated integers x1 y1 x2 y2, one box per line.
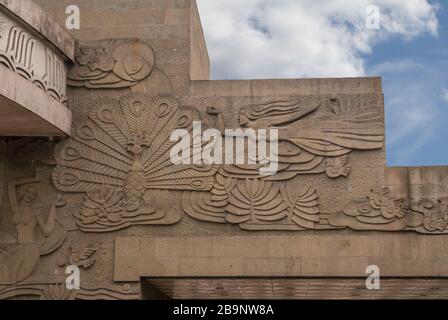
0 0 75 61
190 0 210 80
114 233 448 282
0 64 72 136
191 77 383 96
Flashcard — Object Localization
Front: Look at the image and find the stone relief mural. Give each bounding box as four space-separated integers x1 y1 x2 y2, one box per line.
205 95 383 181
324 188 448 234
46 87 448 235
0 239 138 300
183 95 385 230
0 169 66 285
0 13 67 105
1 33 447 300
52 93 218 232
0 154 137 298
68 39 169 90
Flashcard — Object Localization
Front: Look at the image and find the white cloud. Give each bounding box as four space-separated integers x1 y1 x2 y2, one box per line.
387 97 439 147
369 59 423 75
385 80 444 164
197 0 439 79
442 88 448 103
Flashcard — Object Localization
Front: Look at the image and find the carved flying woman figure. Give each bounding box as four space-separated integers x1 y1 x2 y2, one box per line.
183 96 384 230
0 172 66 285
207 96 384 180
53 93 218 232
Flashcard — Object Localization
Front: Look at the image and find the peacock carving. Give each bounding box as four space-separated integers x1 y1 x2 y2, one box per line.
53 93 218 232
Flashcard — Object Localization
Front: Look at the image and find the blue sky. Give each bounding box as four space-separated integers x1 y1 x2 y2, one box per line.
366 1 448 166
197 0 448 167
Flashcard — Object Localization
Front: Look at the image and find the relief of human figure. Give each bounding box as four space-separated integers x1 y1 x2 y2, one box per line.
0 173 65 285
207 97 384 180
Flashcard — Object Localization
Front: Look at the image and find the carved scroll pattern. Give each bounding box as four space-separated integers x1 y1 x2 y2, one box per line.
0 14 67 105
53 93 218 232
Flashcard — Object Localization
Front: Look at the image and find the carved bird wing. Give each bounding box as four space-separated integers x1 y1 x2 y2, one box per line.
76 47 97 65
74 244 96 269
333 155 349 167
77 258 96 269
79 245 96 261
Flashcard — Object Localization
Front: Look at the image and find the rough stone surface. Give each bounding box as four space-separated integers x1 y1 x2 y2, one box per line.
0 64 71 136
0 0 447 300
115 234 448 281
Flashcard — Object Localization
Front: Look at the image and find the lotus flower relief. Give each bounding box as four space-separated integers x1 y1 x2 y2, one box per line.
78 185 124 225
367 188 407 220
280 184 320 229
410 199 448 232
339 187 408 228
41 284 78 300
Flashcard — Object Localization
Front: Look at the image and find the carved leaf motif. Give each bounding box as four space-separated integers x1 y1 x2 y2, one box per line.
280 184 320 229
41 284 77 300
226 179 287 224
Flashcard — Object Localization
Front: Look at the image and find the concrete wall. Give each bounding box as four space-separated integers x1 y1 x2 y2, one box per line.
190 0 209 80
0 0 447 300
